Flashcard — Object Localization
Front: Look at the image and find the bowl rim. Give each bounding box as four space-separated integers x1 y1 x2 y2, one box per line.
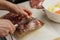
42 4 60 16
42 0 60 15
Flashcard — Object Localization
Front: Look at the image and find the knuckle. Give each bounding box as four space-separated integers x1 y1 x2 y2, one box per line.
1 34 6 37
6 30 9 34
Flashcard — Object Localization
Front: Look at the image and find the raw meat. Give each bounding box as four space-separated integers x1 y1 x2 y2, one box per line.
2 13 44 36
30 0 44 9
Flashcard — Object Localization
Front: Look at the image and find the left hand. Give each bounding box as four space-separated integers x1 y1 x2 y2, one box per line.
6 3 32 18
6 4 32 18
0 0 32 18
16 5 32 18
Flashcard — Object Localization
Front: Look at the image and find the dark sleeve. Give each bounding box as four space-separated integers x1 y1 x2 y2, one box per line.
7 0 29 4
15 0 29 4
0 37 7 40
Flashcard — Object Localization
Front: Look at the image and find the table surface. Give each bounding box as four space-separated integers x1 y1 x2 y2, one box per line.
0 1 60 40
18 1 60 36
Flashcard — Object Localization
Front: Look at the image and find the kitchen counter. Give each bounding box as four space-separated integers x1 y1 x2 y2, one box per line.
0 1 60 40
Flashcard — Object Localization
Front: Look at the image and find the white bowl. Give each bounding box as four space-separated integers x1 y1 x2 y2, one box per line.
42 0 60 23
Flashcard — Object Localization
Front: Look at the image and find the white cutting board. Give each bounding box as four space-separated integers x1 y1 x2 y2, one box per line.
0 1 60 40
14 9 60 40
15 1 60 40
0 9 60 40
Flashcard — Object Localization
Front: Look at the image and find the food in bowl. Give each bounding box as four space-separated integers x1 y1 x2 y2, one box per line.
48 2 60 14
42 0 60 23
56 2 60 8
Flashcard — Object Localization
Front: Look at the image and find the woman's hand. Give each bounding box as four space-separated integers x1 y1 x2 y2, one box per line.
17 5 32 18
0 0 32 18
0 19 15 37
30 0 44 9
8 5 32 18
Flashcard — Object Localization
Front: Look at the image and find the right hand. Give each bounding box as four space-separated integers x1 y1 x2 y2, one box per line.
0 19 15 37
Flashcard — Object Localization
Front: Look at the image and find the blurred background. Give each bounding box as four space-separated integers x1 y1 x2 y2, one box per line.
7 0 29 4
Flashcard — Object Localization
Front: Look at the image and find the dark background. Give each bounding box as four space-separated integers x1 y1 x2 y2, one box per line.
7 0 29 4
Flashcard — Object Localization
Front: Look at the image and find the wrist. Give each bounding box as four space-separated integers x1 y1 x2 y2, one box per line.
0 0 15 11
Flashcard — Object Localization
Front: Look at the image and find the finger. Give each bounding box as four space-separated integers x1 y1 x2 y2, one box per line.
0 20 16 34
8 4 21 14
18 9 30 18
0 25 15 34
0 28 9 37
9 26 15 34
16 5 31 18
0 30 6 37
23 8 32 17
2 19 15 33
22 11 30 18
9 24 15 34
0 27 9 34
6 20 16 32
3 26 15 34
